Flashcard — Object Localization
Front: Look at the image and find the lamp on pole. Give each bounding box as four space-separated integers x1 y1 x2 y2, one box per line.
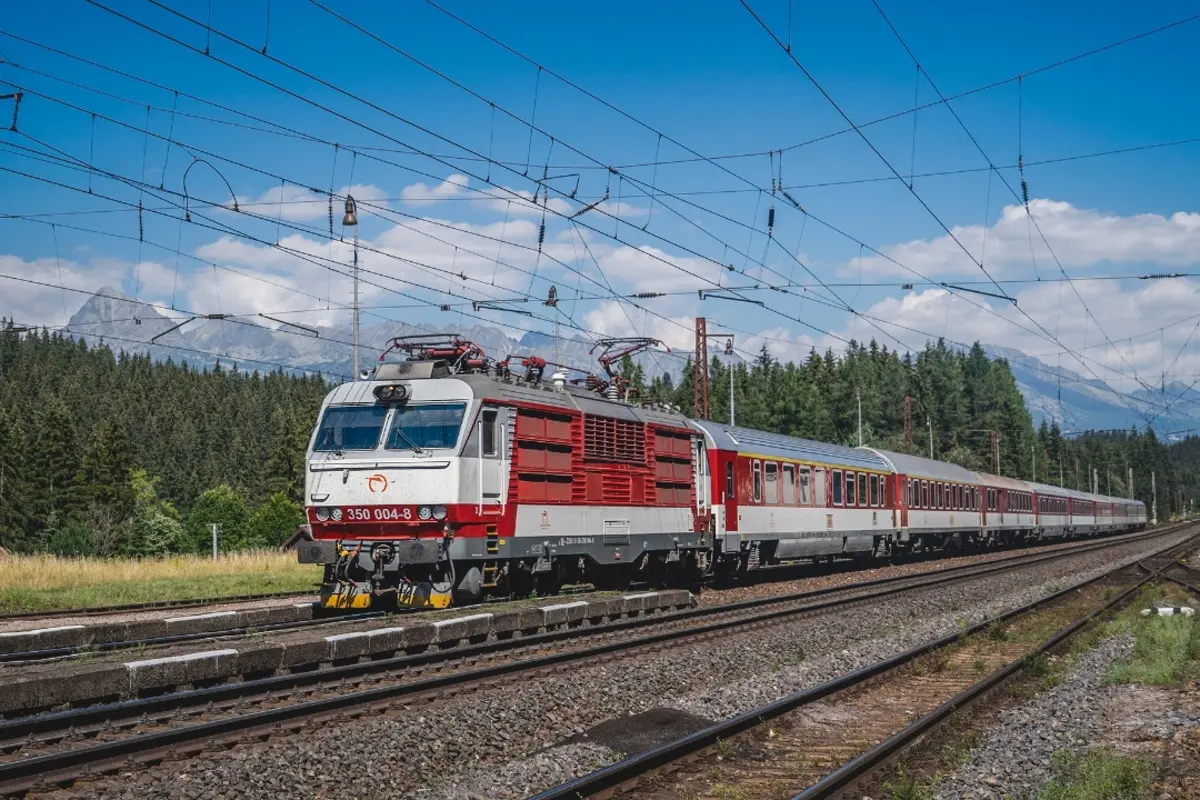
342 195 360 379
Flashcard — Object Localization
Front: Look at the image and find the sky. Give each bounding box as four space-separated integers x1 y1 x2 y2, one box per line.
1 0 1200 412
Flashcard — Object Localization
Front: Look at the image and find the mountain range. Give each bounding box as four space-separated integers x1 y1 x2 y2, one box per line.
62 288 1200 437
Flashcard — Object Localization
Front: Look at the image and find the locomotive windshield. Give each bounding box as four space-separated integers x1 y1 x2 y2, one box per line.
313 405 390 451
385 403 467 450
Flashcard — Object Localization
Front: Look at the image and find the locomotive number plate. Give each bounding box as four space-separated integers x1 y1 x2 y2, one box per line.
342 506 418 522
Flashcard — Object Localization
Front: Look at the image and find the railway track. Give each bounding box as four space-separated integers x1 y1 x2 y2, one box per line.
0 524 1189 796
0 528 1175 666
527 528 1200 800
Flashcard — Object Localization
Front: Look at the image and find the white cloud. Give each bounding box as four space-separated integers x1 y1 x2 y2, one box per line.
594 244 726 294
848 199 1200 279
230 183 389 222
852 277 1200 390
483 186 573 217
399 174 469 203
0 254 141 327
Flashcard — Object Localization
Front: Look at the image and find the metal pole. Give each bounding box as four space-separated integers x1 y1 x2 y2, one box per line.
352 229 360 380
1128 466 1133 500
729 362 735 427
927 417 933 460
1031 441 1035 481
1151 471 1157 525
210 523 219 561
856 386 862 447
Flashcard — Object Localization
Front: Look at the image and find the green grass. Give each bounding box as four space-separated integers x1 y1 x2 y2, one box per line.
0 550 321 612
1037 749 1151 800
1108 611 1200 686
882 767 936 800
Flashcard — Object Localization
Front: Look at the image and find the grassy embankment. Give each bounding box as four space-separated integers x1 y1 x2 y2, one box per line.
1034 584 1199 800
0 551 321 612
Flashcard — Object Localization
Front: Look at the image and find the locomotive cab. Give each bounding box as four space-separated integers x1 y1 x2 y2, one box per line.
302 357 484 609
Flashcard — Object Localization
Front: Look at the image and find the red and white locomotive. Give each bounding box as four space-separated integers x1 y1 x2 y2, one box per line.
298 334 1147 609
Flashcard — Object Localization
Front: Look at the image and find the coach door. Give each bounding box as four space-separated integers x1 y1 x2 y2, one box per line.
717 451 738 549
477 407 505 515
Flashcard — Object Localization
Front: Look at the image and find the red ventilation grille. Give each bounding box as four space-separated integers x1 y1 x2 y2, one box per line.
584 416 646 465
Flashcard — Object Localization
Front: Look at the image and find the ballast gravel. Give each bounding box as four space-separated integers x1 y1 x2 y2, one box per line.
934 635 1132 800
936 633 1200 800
59 534 1189 800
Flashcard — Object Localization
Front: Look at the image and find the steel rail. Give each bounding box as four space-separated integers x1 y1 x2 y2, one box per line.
792 534 1200 799
0 527 1182 795
0 526 1174 736
527 528 1200 800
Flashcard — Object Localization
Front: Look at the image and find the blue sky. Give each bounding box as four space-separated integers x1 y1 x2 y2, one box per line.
2 0 1200 400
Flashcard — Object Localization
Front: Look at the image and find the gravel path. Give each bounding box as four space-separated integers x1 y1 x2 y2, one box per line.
56 533 1189 800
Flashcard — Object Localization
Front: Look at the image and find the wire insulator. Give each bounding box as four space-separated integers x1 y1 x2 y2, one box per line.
767 206 776 238
8 92 21 133
538 222 546 251
138 200 144 242
328 194 334 237
1021 178 1030 207
781 190 805 213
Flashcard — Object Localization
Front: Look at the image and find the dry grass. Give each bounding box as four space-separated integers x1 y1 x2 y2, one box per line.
0 550 321 612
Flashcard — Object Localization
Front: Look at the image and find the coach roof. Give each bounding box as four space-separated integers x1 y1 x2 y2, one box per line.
866 448 980 484
691 421 893 472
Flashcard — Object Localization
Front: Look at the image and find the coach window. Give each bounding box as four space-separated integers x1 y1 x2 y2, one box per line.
846 472 857 506
921 480 929 508
725 462 734 501
870 474 880 507
814 468 827 506
765 462 779 504
799 466 813 505
956 485 963 509
782 464 796 505
858 473 867 507
832 469 843 505
481 409 498 456
753 460 762 503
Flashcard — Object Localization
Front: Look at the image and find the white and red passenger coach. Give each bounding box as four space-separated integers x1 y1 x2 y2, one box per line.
297 335 1146 609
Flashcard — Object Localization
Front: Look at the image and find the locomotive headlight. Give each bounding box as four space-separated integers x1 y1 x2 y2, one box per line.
330 508 343 522
315 507 330 522
418 505 432 520
432 505 448 521
372 383 409 403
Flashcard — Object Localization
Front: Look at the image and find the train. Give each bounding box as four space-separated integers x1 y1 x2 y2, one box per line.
296 334 1147 610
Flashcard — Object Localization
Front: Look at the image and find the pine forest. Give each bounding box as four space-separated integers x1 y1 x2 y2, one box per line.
0 324 1192 555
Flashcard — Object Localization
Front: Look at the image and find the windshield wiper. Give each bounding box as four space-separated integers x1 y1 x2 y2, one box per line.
318 428 343 456
390 427 427 456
